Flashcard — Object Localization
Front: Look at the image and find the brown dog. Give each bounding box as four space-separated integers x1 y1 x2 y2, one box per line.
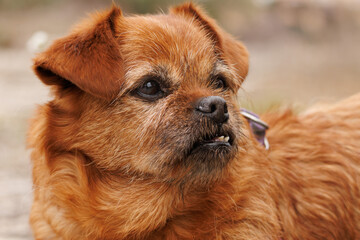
28 3 360 239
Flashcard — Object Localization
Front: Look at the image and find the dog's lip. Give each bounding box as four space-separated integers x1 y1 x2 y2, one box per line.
199 135 231 144
197 141 231 148
190 130 235 152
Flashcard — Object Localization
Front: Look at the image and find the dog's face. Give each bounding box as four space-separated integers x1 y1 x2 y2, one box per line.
33 3 249 186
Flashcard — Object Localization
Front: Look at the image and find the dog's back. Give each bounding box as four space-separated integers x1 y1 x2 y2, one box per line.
264 93 360 239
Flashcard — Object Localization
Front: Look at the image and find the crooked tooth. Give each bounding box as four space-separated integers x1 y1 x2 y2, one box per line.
224 136 230 142
214 136 225 142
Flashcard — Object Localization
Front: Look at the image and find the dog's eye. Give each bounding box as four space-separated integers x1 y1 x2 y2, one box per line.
213 75 228 90
136 80 164 100
141 80 160 95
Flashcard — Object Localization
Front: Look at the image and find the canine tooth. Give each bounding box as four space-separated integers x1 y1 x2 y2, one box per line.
224 136 230 142
218 136 225 141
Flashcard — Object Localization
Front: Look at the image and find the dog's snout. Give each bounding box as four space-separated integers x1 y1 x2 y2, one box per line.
195 96 229 124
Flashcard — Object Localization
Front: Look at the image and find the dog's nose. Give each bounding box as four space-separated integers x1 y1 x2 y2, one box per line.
195 96 229 124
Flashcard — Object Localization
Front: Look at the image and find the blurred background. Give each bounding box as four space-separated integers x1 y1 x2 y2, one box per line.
0 0 359 239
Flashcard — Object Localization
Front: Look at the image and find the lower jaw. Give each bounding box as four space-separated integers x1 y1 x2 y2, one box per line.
146 145 236 189
190 141 231 152
190 141 232 154
178 147 235 187
186 143 234 168
197 141 231 148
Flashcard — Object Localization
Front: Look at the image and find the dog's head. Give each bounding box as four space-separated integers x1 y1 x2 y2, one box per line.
33 3 249 186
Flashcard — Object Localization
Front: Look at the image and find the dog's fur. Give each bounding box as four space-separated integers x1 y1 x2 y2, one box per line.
28 3 360 239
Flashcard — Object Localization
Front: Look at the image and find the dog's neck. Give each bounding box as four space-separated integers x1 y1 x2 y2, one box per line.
79 145 279 239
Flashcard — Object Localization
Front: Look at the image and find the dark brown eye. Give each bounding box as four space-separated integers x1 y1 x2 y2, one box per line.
136 79 164 101
213 75 227 90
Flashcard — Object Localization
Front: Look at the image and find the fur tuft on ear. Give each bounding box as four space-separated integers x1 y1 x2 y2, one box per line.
33 6 124 100
171 3 249 83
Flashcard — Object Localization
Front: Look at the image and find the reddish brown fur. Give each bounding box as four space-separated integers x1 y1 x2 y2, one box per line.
28 3 360 240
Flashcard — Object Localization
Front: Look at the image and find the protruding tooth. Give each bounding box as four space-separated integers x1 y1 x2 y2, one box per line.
224 136 230 142
218 136 225 141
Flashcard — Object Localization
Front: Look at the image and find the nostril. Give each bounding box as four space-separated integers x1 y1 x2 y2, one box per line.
210 104 217 113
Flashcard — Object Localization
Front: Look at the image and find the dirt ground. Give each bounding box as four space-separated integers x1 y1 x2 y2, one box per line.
0 2 359 239
0 49 46 240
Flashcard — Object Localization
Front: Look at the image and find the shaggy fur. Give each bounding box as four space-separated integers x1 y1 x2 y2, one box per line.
28 3 360 240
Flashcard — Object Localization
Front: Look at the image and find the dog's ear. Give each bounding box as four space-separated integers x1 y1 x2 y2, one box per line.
171 3 249 84
33 6 124 100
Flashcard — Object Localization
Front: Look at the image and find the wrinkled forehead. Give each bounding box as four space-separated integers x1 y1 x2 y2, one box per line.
117 14 222 84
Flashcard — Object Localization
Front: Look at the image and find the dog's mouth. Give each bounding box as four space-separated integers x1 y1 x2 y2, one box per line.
190 129 235 153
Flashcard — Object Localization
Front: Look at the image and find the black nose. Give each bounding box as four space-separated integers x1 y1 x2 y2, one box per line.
195 96 229 124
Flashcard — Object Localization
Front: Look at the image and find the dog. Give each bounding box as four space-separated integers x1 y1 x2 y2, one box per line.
28 3 360 239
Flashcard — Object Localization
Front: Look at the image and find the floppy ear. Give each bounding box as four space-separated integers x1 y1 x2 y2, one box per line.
33 6 124 100
171 3 249 83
